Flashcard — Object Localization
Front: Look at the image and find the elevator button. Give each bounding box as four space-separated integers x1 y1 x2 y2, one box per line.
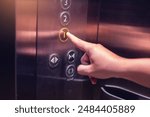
60 0 71 10
67 50 76 63
49 54 60 68
59 28 69 42
60 11 70 26
66 65 75 78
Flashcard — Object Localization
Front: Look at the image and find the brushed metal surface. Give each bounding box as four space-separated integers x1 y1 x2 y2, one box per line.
37 0 99 79
99 0 150 57
16 0 37 75
36 0 100 99
98 0 150 98
16 0 37 99
15 0 149 99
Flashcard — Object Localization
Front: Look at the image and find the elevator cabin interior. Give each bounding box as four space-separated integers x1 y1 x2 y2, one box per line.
16 0 150 100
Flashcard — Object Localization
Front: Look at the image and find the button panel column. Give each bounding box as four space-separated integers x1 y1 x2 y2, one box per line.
37 0 89 80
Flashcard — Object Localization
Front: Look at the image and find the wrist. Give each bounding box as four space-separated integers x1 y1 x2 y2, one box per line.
113 57 131 79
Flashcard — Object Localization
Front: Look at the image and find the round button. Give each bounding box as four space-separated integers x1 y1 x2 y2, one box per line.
59 28 69 42
60 0 71 10
65 65 75 79
60 11 70 26
67 50 77 63
49 54 60 68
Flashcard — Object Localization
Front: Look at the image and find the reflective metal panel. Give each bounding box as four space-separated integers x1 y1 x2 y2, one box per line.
98 0 150 99
37 0 89 79
16 0 37 75
99 0 150 57
16 0 37 99
15 0 150 100
36 0 99 99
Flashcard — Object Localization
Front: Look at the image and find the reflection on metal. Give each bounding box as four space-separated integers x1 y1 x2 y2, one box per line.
15 0 150 99
17 30 59 56
16 31 36 55
101 87 124 100
99 23 150 54
36 0 100 99
16 0 37 75
16 0 37 55
104 85 150 100
99 0 150 56
98 0 150 99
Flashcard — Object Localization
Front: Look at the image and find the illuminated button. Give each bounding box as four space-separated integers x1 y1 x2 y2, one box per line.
60 0 71 10
49 54 60 68
66 65 75 79
59 28 69 42
67 50 77 63
60 11 70 26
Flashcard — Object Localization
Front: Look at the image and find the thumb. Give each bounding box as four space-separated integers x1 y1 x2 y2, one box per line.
77 65 93 76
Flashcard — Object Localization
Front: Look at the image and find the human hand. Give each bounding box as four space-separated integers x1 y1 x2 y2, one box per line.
66 32 125 83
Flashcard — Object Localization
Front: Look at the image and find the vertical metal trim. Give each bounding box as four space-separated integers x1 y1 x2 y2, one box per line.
96 0 101 43
35 0 39 99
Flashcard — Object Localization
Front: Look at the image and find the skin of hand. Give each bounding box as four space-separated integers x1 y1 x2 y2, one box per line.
66 32 150 88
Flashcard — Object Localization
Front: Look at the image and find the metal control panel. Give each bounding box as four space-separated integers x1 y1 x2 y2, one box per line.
37 0 89 80
16 0 150 100
36 0 99 99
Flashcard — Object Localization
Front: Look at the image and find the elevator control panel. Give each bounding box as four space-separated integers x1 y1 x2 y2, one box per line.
37 0 88 81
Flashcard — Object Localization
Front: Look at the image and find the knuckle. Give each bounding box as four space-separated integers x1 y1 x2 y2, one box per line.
91 44 100 50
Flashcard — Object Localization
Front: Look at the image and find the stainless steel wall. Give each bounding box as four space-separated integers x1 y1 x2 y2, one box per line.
16 0 150 100
99 0 150 57
36 0 100 99
98 0 150 99
16 0 37 99
16 0 100 100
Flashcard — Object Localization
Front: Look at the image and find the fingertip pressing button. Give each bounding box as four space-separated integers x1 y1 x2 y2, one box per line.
59 28 69 42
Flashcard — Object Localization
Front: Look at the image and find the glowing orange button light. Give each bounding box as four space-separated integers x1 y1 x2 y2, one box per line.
59 28 69 42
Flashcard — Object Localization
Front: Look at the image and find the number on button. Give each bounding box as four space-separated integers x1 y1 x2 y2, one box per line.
59 28 69 42
61 0 71 10
64 0 68 6
60 11 70 26
63 14 68 23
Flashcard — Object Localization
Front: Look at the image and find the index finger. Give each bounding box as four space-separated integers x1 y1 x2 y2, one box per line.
66 32 92 52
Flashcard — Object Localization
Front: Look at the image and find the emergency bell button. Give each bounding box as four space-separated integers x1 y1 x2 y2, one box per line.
49 54 60 68
60 0 71 10
59 28 69 42
65 65 75 79
60 11 70 26
67 50 77 63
